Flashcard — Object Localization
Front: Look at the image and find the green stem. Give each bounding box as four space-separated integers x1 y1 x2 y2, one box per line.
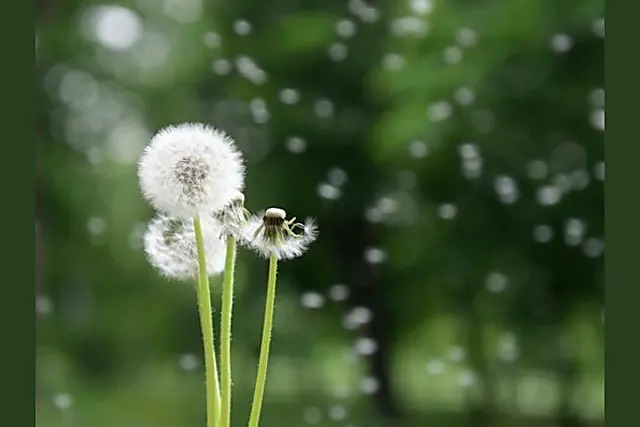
220 236 237 427
247 253 278 427
194 215 222 427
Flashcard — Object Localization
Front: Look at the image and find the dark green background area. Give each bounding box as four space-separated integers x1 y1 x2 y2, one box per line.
34 1 608 426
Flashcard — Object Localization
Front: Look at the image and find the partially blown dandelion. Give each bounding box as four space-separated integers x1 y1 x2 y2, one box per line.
245 208 318 260
138 123 245 218
247 207 317 427
143 215 226 280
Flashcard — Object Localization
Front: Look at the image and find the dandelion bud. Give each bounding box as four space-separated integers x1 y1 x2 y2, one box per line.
138 123 245 218
143 215 226 280
244 207 318 260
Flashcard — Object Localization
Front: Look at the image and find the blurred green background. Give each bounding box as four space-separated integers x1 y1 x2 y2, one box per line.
36 0 604 426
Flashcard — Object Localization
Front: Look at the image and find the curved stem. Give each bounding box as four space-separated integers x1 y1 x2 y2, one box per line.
220 236 237 427
194 215 222 427
247 253 278 427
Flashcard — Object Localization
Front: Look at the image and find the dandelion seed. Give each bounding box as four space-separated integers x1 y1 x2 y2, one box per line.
537 185 562 206
408 140 429 158
486 272 508 293
583 238 604 258
303 406 322 424
314 98 334 118
318 183 342 200
360 376 380 394
564 218 586 246
286 136 307 154
569 170 590 190
443 46 463 64
328 168 348 186
494 176 519 204
589 88 605 108
448 345 466 362
235 56 267 85
383 53 405 71
426 359 445 375
233 19 252 36
456 28 478 47
454 87 475 106
328 43 348 61
590 109 605 131
427 101 452 121
593 162 605 181
36 296 53 315
592 18 605 38
410 0 433 16
87 216 106 235
391 17 429 37
498 333 520 362
354 337 378 355
437 203 457 220
328 284 350 301
250 98 270 124
532 224 554 243
336 19 356 38
53 393 73 410
202 32 221 48
343 306 373 329
143 215 226 280
527 160 548 180
301 292 325 309
212 59 232 75
550 33 573 53
364 247 386 264
179 353 200 371
279 88 300 105
244 208 318 260
458 370 476 387
138 123 245 217
328 405 348 421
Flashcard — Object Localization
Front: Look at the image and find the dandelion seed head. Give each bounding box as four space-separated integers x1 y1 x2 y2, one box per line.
138 123 245 218
143 215 226 280
244 211 318 260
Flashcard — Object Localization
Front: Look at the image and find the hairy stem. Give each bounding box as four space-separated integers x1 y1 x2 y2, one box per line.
247 253 278 427
194 215 222 427
220 236 237 427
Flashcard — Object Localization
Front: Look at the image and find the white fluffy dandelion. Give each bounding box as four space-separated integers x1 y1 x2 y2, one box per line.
138 123 245 218
243 208 318 260
143 215 226 280
214 191 251 238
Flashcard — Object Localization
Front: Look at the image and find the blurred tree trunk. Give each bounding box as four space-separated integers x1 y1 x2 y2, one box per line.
335 217 403 423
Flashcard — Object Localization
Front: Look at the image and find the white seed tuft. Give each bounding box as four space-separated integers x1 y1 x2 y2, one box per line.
143 215 226 280
138 123 245 218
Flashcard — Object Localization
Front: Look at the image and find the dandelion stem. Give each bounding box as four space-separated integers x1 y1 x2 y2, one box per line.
248 253 278 427
220 236 237 427
194 215 222 427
